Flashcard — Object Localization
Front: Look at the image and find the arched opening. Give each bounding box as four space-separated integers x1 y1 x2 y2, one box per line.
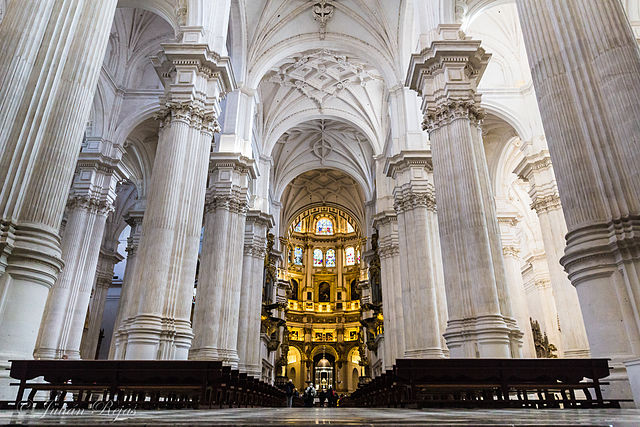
281 171 370 393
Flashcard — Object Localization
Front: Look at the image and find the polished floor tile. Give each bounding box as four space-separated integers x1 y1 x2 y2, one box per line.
1 407 640 426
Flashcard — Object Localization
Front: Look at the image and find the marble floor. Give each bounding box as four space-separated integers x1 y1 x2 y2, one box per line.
1 407 640 426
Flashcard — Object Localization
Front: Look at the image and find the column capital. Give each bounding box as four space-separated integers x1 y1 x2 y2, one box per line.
514 150 563 215
153 43 235 106
406 25 490 133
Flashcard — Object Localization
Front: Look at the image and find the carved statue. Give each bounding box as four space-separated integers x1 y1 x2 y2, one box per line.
530 318 558 358
369 230 382 305
263 231 277 303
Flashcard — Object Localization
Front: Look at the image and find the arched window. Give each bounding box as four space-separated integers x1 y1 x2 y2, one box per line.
313 248 324 266
325 249 336 267
294 221 302 232
316 218 334 235
345 247 355 265
346 222 355 233
294 247 303 265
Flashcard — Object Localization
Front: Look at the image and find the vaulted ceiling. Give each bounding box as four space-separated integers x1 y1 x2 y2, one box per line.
271 119 375 203
280 168 366 231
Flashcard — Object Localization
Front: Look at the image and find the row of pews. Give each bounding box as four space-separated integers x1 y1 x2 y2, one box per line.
341 358 626 409
8 360 286 409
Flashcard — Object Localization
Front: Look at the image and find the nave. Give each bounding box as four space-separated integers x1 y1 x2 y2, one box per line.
1 0 640 422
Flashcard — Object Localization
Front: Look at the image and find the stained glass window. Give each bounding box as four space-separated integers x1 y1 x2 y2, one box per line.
345 247 355 265
316 218 333 235
294 221 302 232
294 247 303 265
326 249 336 267
313 248 324 266
346 222 355 233
357 249 361 264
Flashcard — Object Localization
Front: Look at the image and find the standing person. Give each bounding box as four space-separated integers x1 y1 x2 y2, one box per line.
328 386 337 407
304 383 317 407
284 379 295 408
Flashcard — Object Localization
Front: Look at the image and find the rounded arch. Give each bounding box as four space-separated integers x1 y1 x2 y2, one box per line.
310 344 339 361
482 101 530 142
265 110 382 158
462 0 516 30
275 166 372 208
113 103 161 147
286 202 362 237
116 0 181 36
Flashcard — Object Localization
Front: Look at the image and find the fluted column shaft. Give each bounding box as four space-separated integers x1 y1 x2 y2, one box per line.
387 153 445 358
0 0 117 400
515 152 589 357
237 211 272 376
80 247 122 359
189 155 254 367
407 26 523 358
34 195 112 360
123 45 232 360
374 212 404 370
110 211 143 359
34 138 120 360
499 217 536 358
516 0 640 397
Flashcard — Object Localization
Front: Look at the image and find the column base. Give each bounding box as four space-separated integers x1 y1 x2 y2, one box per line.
564 348 591 358
444 315 523 358
404 348 445 359
123 314 164 360
189 348 239 369
238 363 261 378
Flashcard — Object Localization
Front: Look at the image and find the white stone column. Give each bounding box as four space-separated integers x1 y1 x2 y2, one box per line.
374 212 404 370
386 152 445 358
33 192 113 360
0 0 117 399
516 0 640 396
189 154 255 367
124 45 234 360
237 211 273 377
110 209 144 359
407 26 523 358
34 140 120 360
498 216 536 358
515 151 590 357
80 246 122 360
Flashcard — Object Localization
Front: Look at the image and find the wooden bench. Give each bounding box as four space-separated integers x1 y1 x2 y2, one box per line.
8 360 286 409
341 358 627 409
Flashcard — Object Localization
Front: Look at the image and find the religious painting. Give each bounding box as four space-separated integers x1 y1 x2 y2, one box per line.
318 281 331 302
